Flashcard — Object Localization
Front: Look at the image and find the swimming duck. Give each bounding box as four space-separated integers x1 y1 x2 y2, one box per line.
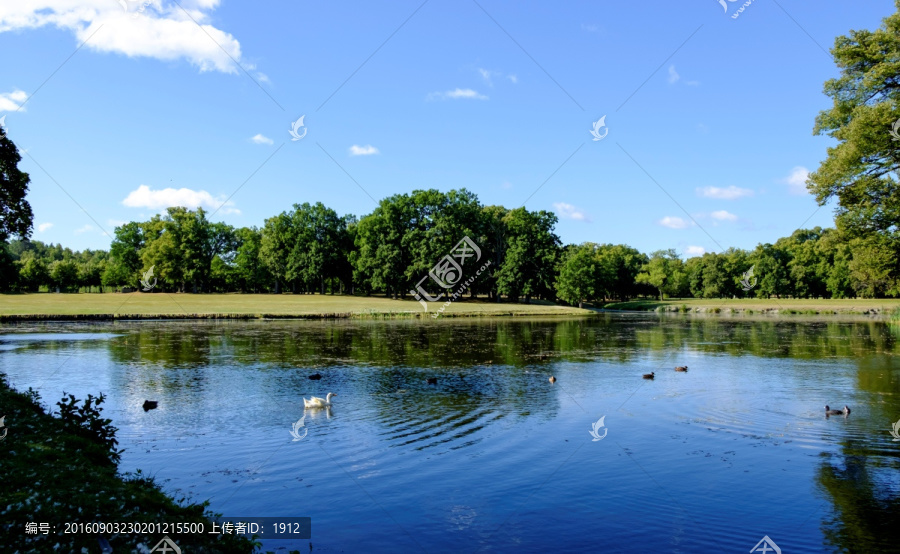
642 372 655 380
304 392 337 409
549 376 557 383
825 405 850 416
308 373 322 380
675 366 688 372
142 400 158 411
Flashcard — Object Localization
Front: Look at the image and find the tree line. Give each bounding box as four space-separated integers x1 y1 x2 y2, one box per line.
0 191 891 304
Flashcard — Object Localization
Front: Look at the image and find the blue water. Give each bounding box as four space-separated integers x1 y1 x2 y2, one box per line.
1 315 899 552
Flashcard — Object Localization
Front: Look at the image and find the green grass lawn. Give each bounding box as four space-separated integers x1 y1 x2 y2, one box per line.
0 292 592 319
602 297 900 315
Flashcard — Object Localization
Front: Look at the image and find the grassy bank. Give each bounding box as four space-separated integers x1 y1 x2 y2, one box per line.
0 374 259 553
601 298 900 316
0 293 591 320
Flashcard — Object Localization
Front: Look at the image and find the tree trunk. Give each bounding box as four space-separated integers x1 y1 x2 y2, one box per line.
578 300 583 309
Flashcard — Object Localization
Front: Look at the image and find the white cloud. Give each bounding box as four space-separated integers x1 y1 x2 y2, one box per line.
553 202 591 222
781 166 810 195
500 181 513 190
427 88 488 101
122 184 240 214
684 245 706 257
478 68 516 86
668 65 680 84
659 216 690 229
74 224 94 234
37 222 53 232
582 23 599 33
710 210 737 222
0 89 27 112
696 185 754 200
0 2 245 74
250 133 273 145
349 144 379 156
107 219 127 228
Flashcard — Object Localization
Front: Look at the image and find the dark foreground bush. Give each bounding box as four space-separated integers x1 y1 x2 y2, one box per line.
0 373 258 553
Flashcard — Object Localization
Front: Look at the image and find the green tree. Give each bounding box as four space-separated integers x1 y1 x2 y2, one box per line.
102 222 145 289
49 258 79 292
0 126 33 242
636 249 685 300
496 208 560 303
556 243 599 308
808 3 900 295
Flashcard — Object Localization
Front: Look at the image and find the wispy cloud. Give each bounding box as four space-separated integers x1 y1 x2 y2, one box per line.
696 185 754 200
477 68 517 87
668 65 698 86
0 90 27 112
780 166 810 195
122 184 240 215
684 245 706 257
710 210 737 222
74 224 94 234
553 202 591 222
250 134 273 145
427 88 488 101
349 144 379 156
0 2 245 74
658 216 691 229
37 222 53 232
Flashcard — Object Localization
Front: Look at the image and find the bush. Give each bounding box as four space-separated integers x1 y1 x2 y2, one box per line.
56 392 121 465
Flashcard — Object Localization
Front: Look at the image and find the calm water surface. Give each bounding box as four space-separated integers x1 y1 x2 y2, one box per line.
2 314 900 553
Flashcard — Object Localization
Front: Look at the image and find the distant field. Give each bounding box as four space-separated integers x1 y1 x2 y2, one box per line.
0 293 591 319
602 298 900 316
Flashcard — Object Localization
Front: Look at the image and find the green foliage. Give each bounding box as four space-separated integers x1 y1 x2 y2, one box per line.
0 126 33 242
55 392 121 465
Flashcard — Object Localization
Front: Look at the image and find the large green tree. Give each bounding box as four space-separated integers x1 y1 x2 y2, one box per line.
809 2 900 295
0 126 33 243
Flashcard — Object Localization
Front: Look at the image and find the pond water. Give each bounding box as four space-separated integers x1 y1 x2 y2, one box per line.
1 314 899 553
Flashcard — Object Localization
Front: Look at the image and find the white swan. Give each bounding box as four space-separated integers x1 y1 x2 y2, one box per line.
304 392 337 409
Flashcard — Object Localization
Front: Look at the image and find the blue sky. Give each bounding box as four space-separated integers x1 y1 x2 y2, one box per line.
0 0 894 257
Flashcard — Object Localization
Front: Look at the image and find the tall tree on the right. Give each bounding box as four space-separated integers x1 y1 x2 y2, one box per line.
809 1 900 296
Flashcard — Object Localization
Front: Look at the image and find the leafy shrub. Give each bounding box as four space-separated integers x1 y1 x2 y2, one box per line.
56 392 122 464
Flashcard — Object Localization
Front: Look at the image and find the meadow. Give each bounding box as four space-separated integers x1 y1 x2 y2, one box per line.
0 292 591 319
